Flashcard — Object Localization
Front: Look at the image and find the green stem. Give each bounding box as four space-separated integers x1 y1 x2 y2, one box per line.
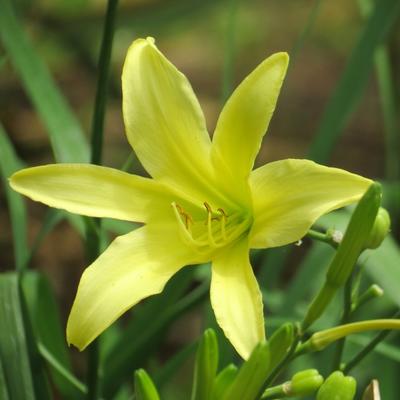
261 383 287 399
342 310 400 373
86 1 119 399
332 273 353 369
90 0 119 165
306 229 339 248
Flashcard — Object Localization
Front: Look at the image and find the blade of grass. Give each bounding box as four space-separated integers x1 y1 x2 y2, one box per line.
358 0 400 181
21 271 85 400
307 0 400 163
27 209 64 263
38 343 87 396
0 123 28 272
0 0 89 163
0 356 9 400
0 273 35 399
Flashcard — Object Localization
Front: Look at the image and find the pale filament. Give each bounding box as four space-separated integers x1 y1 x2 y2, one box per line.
217 208 227 241
204 202 217 247
171 201 238 254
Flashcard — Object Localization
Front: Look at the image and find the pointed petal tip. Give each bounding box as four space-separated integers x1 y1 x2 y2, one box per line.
271 51 289 69
66 323 89 352
145 36 156 45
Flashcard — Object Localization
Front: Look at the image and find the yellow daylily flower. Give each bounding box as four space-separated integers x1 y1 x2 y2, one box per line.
10 37 372 359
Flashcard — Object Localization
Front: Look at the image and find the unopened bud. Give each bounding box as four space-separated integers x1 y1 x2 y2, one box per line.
364 207 390 249
261 369 323 399
286 369 323 396
317 371 356 400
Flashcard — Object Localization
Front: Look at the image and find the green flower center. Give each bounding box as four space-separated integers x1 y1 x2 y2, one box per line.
172 201 251 255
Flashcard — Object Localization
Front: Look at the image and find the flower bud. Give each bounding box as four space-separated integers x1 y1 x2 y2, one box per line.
316 371 356 400
364 207 390 249
287 369 324 396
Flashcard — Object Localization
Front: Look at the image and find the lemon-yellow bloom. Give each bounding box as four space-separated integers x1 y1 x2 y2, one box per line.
10 37 371 359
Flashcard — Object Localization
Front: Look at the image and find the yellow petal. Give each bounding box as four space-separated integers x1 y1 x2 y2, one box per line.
122 38 213 199
10 164 170 223
210 239 265 359
250 159 372 248
67 224 198 350
211 52 289 184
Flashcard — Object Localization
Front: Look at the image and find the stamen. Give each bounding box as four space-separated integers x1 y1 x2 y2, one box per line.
218 208 227 241
204 202 217 246
171 202 209 255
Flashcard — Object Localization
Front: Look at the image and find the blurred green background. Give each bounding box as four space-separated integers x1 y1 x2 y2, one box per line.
0 0 399 399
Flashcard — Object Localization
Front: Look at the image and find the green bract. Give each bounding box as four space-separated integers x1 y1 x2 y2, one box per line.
10 37 371 359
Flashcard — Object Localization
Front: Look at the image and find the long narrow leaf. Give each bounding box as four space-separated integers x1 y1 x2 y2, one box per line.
22 271 85 400
0 123 28 271
0 357 10 400
308 0 400 162
0 0 89 163
0 273 35 399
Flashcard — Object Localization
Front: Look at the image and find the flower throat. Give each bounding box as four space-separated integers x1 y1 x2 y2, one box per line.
172 201 251 255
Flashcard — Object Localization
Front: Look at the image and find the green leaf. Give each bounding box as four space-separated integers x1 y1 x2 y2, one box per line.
211 364 238 400
0 123 28 271
308 0 400 163
21 271 85 399
267 323 294 373
134 369 160 400
0 0 89 163
0 273 35 399
27 209 65 262
191 329 219 400
38 343 87 397
0 357 10 400
223 342 270 400
358 0 400 181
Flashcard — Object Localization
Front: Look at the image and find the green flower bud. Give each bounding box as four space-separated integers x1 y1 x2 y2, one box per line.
261 369 323 399
317 371 356 400
287 369 324 396
364 207 390 249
